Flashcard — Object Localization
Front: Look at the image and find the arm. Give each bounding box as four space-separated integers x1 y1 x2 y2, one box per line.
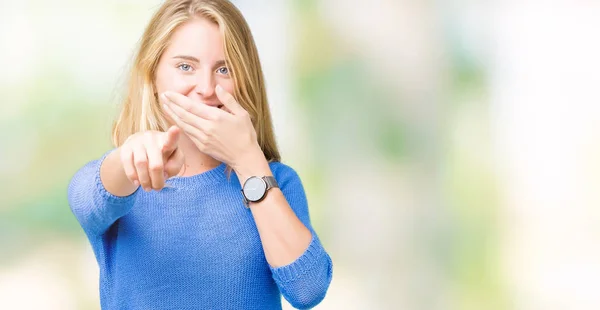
67 149 140 237
68 127 184 237
100 147 139 196
235 151 333 309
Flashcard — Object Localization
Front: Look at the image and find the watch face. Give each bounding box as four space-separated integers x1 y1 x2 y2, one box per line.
243 177 267 202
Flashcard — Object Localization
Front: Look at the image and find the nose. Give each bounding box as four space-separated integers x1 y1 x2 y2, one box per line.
193 70 216 100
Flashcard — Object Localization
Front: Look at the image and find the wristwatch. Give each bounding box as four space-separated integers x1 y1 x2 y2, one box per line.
241 176 278 208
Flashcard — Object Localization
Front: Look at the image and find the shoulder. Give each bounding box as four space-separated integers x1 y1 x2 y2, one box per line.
268 161 304 189
268 161 311 214
268 161 298 177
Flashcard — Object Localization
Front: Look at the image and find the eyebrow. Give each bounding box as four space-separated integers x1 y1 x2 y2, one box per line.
172 55 200 63
172 56 227 68
213 60 226 68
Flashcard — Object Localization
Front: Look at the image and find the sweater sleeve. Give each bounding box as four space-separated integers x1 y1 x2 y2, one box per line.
67 150 140 237
269 164 333 309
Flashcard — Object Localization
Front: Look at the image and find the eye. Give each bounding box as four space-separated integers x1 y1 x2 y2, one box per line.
217 66 229 75
177 63 193 72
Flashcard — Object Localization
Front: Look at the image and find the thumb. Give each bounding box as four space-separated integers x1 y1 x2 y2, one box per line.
161 126 181 155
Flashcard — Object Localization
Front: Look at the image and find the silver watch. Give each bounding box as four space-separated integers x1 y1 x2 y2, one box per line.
241 176 278 208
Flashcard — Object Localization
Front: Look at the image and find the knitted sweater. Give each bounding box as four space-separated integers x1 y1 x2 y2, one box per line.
67 151 333 309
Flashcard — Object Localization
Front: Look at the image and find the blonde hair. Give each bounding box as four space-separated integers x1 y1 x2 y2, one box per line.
112 0 280 162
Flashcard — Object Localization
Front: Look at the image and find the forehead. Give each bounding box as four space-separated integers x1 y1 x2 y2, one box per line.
164 18 224 59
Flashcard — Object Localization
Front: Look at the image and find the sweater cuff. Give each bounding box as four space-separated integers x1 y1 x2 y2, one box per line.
269 233 327 283
94 149 140 204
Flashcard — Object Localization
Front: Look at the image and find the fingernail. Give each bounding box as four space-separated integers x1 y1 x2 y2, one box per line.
164 172 169 179
216 85 222 92
133 180 139 187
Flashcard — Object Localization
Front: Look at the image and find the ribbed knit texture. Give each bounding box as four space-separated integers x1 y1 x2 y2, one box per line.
67 151 333 310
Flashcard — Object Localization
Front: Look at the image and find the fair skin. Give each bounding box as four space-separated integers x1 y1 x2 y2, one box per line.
100 17 311 267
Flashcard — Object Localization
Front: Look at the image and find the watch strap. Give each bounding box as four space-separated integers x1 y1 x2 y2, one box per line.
263 176 279 190
242 190 249 206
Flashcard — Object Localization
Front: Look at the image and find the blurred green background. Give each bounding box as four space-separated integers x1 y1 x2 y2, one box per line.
1 0 600 309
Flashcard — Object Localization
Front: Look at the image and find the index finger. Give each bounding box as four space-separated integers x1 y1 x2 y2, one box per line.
162 92 220 120
161 125 181 155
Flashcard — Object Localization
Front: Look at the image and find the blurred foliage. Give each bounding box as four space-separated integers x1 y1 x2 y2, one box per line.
0 1 514 309
292 1 408 165
0 67 115 264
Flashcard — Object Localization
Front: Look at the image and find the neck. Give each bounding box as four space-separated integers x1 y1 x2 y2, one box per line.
177 133 222 177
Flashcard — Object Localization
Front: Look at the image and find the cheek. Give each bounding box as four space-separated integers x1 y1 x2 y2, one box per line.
155 66 193 94
218 78 235 94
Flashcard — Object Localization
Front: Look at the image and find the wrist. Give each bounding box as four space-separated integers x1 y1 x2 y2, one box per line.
234 144 271 185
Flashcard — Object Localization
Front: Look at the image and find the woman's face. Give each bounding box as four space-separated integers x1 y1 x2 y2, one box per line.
155 18 234 110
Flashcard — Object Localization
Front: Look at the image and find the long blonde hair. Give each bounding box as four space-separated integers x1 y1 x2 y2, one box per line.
112 0 280 162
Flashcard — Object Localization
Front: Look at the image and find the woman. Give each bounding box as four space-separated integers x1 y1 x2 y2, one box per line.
67 0 333 309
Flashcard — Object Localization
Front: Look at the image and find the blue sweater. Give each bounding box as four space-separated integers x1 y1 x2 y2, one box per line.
67 151 333 309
